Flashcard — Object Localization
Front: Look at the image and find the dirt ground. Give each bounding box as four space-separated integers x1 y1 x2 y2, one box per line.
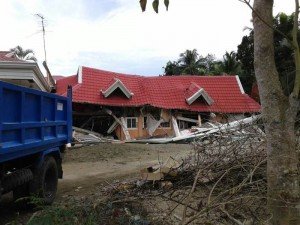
0 143 193 224
58 143 192 198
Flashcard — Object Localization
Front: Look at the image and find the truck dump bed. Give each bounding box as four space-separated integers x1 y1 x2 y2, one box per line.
0 81 72 163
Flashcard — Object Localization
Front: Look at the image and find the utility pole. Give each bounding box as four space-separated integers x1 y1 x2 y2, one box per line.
35 13 47 63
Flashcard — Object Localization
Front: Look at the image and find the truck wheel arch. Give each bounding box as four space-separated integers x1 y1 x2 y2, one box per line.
36 147 63 179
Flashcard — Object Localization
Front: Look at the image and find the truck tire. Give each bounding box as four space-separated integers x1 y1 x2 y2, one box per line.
30 156 58 205
2 169 33 194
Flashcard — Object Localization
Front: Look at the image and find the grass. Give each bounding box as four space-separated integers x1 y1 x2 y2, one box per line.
23 196 150 225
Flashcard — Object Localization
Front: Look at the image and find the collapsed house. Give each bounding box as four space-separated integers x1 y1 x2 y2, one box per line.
55 66 260 141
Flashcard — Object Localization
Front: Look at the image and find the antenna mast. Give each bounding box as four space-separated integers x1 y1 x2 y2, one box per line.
35 13 55 88
35 14 47 62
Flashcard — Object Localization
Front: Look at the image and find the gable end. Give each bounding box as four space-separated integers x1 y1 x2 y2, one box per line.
186 88 214 105
101 78 133 98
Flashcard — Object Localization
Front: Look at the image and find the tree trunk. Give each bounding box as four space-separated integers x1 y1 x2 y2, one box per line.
253 0 300 224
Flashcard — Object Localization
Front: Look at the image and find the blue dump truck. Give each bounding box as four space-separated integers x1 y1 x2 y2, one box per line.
0 80 72 204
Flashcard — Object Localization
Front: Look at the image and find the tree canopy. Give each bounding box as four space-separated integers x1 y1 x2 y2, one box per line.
237 12 300 95
163 50 242 78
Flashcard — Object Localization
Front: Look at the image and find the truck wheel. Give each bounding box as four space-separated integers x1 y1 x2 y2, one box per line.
30 156 58 205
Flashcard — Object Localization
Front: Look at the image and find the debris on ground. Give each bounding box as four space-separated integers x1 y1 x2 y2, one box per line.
127 115 261 144
97 118 270 225
4 118 275 225
72 126 120 146
140 156 182 182
72 115 262 147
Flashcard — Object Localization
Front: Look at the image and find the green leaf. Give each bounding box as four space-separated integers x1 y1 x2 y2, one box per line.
140 0 147 12
164 0 169 10
152 0 159 13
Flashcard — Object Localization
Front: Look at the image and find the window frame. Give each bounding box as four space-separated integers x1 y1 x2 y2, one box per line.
126 117 138 129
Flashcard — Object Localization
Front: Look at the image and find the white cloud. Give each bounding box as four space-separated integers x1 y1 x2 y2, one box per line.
0 0 296 76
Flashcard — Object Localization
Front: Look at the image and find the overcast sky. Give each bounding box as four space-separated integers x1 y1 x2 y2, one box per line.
0 0 295 76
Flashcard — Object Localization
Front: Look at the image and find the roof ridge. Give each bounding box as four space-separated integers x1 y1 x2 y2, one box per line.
82 66 143 78
56 74 77 80
78 66 237 79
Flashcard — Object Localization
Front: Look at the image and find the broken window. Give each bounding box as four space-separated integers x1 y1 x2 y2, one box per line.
126 117 137 129
178 120 189 130
143 117 147 129
143 114 170 129
160 121 170 128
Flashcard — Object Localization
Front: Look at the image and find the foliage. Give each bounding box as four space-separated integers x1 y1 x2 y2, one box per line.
220 51 241 74
140 0 169 13
25 198 149 225
236 32 255 94
163 49 242 77
163 60 181 75
237 12 300 96
178 49 203 75
27 207 79 225
273 12 300 95
197 53 220 75
10 46 37 62
163 49 215 75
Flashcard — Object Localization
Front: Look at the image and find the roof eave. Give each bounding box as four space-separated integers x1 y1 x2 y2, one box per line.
0 61 51 92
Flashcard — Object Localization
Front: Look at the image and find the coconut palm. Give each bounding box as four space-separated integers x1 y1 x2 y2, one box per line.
10 46 37 62
178 49 202 75
220 51 241 75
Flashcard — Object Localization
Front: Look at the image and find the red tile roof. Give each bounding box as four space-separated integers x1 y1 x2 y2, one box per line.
185 82 201 98
56 75 78 95
56 66 260 113
52 75 66 81
0 51 24 62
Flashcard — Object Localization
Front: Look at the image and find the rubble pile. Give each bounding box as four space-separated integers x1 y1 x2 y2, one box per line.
101 120 269 224
72 126 119 146
26 118 300 224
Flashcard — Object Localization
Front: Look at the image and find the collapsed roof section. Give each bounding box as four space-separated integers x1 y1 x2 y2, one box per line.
101 78 133 99
185 82 213 105
56 66 261 113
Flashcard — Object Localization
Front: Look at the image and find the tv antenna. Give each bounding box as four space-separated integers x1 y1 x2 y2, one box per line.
35 13 47 62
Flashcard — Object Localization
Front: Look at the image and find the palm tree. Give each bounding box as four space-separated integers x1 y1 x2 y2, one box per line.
178 49 202 75
220 51 241 74
10 46 37 62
